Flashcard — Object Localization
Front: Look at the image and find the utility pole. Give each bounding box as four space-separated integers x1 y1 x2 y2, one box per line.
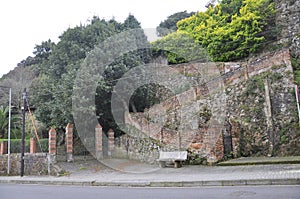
295 85 300 125
7 88 11 175
20 88 27 177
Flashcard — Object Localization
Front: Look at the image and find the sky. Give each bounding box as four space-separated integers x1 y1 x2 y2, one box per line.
0 0 207 78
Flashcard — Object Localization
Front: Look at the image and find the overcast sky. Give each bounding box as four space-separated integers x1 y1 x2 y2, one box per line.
0 0 206 77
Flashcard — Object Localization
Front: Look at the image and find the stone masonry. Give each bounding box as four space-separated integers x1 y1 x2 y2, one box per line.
48 127 56 162
108 129 115 157
95 124 103 159
65 123 74 162
121 49 298 164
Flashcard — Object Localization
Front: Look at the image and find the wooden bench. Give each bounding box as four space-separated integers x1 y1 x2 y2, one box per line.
158 151 188 168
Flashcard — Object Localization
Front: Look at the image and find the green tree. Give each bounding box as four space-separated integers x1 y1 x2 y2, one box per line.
175 0 276 61
33 39 55 62
94 21 152 133
156 11 195 37
29 16 121 131
30 14 153 135
220 0 243 17
0 106 9 139
123 14 141 30
151 31 210 64
0 106 20 139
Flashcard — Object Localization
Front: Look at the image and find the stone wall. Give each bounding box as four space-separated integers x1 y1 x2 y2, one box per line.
226 49 297 157
275 0 300 57
123 49 299 164
114 132 160 165
0 153 62 176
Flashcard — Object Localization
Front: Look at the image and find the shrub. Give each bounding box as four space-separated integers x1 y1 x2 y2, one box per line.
0 138 48 153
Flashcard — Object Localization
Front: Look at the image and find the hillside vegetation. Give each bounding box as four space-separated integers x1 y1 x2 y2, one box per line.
152 0 277 63
0 0 294 140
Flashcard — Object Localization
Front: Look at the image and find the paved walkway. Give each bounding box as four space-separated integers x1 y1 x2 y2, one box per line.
217 156 300 166
1 157 300 187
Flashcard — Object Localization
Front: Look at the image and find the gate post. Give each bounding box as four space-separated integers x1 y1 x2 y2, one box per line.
66 123 74 162
0 141 7 155
48 127 56 162
95 124 103 159
108 129 114 157
30 138 37 154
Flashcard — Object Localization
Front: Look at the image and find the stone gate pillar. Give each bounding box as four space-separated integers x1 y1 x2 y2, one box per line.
95 124 103 159
65 123 74 162
108 129 114 157
48 127 56 162
30 138 37 154
0 141 7 155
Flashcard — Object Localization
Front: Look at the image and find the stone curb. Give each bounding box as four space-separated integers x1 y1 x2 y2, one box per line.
1 178 299 187
217 160 300 166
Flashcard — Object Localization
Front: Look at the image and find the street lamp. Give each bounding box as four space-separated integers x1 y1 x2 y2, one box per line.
20 88 27 177
8 88 11 175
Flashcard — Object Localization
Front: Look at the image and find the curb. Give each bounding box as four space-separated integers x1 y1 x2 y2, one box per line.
217 161 300 166
217 157 300 166
1 178 299 187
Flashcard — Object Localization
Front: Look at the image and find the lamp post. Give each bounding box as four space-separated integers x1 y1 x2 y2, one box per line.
20 88 27 177
7 88 11 175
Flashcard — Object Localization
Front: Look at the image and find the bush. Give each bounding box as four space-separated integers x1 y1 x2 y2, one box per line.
37 139 49 152
0 138 48 153
10 139 30 153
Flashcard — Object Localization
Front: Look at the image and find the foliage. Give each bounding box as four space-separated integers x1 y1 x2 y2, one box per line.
1 0 279 139
25 114 47 139
0 138 48 153
291 56 300 85
29 15 156 135
29 17 122 130
151 31 210 64
129 83 172 112
0 65 36 108
156 11 195 37
94 33 152 134
123 14 142 30
166 0 277 62
0 106 21 139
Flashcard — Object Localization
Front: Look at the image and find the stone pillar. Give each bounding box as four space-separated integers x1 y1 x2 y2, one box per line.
30 138 37 154
95 124 103 159
108 129 114 157
48 127 56 162
0 141 7 155
264 80 274 156
65 123 74 162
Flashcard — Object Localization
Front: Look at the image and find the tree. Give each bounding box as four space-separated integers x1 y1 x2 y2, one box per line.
123 14 141 30
151 31 210 64
156 11 195 37
175 0 276 61
0 106 20 139
33 39 54 61
94 27 152 133
0 106 9 139
29 16 122 130
29 14 153 135
0 63 36 108
220 0 243 17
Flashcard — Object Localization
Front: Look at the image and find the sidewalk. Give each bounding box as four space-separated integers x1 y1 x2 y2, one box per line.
0 157 300 187
217 156 300 166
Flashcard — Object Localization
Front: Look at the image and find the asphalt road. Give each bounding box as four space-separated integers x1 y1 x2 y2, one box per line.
0 185 299 199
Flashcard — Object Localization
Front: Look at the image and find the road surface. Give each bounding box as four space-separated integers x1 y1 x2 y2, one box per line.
0 184 299 199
